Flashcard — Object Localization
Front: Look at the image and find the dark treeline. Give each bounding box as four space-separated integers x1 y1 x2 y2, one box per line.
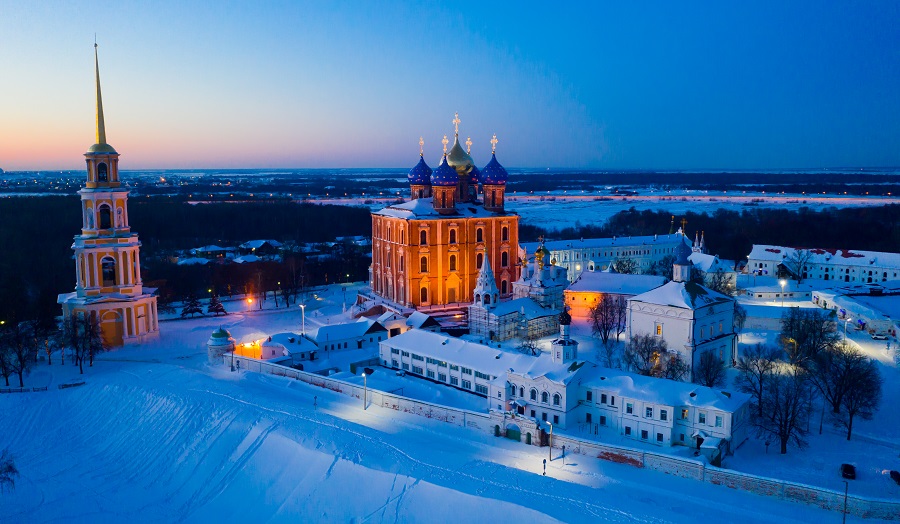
521 205 900 264
0 197 371 323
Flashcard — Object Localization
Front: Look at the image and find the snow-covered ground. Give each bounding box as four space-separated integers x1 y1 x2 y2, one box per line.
0 304 880 522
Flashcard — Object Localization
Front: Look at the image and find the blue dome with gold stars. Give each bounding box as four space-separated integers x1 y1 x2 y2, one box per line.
430 155 459 187
468 164 482 184
480 153 508 185
407 156 432 185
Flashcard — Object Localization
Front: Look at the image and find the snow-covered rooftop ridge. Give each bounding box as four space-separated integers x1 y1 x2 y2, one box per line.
582 367 750 413
383 329 581 383
314 318 385 343
488 297 559 319
373 197 517 219
630 281 732 309
233 254 261 264
522 233 686 253
567 271 666 295
239 239 283 249
688 252 734 273
263 332 319 353
749 244 900 268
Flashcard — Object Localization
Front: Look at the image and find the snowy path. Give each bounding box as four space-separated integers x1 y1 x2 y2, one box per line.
0 349 872 523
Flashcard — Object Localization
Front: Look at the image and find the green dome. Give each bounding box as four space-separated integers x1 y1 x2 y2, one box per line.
210 326 232 339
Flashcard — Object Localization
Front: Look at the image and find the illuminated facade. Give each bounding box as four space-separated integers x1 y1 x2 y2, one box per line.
58 45 159 347
370 117 519 308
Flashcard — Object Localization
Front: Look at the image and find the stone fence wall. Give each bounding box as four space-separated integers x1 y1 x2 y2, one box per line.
231 355 898 520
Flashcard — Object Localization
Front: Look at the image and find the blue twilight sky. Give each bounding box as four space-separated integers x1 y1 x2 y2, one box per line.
1 1 898 170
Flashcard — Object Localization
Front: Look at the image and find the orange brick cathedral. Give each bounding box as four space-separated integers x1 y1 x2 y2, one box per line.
58 45 159 346
370 114 519 308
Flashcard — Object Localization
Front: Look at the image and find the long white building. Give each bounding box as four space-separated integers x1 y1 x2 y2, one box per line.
747 244 900 284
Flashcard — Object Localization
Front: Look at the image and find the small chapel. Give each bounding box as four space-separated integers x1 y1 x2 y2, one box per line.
58 44 159 347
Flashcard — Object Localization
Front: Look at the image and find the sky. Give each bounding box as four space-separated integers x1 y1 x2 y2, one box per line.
1 1 898 171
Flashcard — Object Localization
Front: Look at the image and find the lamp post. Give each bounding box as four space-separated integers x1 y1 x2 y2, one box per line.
844 317 851 340
842 480 849 524
246 297 253 313
547 421 553 461
779 279 786 307
362 372 367 410
300 304 306 335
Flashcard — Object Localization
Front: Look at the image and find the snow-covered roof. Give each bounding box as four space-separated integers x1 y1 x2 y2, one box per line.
373 197 517 220
177 257 210 266
748 244 900 269
233 255 261 264
567 271 665 296
583 367 750 413
688 252 734 273
192 245 234 254
406 311 440 329
522 233 685 254
239 239 283 250
489 297 559 319
517 260 568 287
262 332 320 354
630 281 732 310
315 318 385 343
383 329 584 384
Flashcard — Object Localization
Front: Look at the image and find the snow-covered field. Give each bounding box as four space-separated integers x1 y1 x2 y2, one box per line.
0 304 880 523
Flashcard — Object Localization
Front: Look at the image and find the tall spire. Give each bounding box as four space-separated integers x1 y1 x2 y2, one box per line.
94 43 107 146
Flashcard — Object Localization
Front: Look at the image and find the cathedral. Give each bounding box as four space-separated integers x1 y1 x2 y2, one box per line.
369 114 519 308
58 45 159 347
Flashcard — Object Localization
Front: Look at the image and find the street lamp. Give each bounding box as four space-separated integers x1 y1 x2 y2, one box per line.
844 317 851 340
246 297 253 312
362 372 368 410
779 279 787 307
300 304 306 335
547 421 553 461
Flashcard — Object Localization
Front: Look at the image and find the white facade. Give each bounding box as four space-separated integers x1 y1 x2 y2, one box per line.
314 319 387 352
747 244 900 284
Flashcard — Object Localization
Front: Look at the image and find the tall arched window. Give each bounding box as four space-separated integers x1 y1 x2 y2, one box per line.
399 256 404 271
501 280 507 294
449 229 456 244
400 230 405 244
420 256 428 272
98 204 112 229
420 287 428 303
101 256 116 287
553 393 561 406
501 252 508 267
484 294 491 305
441 193 447 208
476 228 483 242
420 230 427 245
386 226 391 242
476 253 483 269
541 391 549 403
519 387 524 397
530 389 537 401
449 255 456 271
97 163 108 182
502 226 509 241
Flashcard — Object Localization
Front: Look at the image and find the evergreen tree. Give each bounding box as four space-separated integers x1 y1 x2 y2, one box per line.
207 294 227 316
181 294 204 318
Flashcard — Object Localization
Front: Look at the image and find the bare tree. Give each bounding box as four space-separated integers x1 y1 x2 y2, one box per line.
734 344 780 419
809 342 853 414
1 321 36 387
758 366 813 454
706 269 735 296
519 329 539 356
657 352 690 381
613 258 638 275
733 302 747 344
623 333 666 376
61 313 108 374
780 307 839 367
647 254 676 281
695 351 727 387
837 354 882 440
597 339 620 369
783 249 813 283
613 296 628 342
589 295 616 345
30 317 57 365
0 448 18 493
0 343 12 387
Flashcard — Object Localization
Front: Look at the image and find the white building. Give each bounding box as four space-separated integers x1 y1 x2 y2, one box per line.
511 242 567 308
578 369 750 455
564 268 666 318
747 244 900 284
689 252 736 290
627 240 737 375
376 310 441 337
522 231 692 282
314 318 387 352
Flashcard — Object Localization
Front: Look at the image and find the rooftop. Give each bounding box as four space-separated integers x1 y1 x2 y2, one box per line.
373 197 516 220
630 280 732 310
522 233 686 253
749 244 900 268
567 271 666 295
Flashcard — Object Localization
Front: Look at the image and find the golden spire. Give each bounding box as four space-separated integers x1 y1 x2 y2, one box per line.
419 136 424 156
94 42 108 146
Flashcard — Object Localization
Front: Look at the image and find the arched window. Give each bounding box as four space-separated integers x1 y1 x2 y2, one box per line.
502 226 508 241
501 280 508 294
484 294 491 305
386 226 391 241
449 229 456 244
519 387 524 397
399 256 404 271
420 287 428 303
441 192 447 208
101 256 116 287
476 253 483 269
475 293 481 305
476 228 483 242
509 384 516 397
530 389 537 401
553 393 561 406
501 252 509 267
541 391 549 403
98 204 112 229
420 230 427 245
420 256 428 273
400 230 405 244
449 255 456 271
97 162 108 182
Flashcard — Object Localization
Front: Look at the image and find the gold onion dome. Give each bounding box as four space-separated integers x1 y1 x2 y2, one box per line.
446 135 475 171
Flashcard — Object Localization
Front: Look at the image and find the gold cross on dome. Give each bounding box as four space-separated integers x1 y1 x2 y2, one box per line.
490 134 498 154
452 112 461 135
442 135 449 154
465 136 472 154
419 136 424 156
681 217 688 232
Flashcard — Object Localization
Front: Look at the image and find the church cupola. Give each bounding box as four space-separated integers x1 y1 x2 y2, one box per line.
84 43 120 190
480 134 508 212
431 137 459 214
472 248 499 309
672 238 693 283
551 308 578 364
446 113 476 203
407 137 433 200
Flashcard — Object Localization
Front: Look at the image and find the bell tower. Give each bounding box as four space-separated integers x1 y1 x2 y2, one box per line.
58 43 159 347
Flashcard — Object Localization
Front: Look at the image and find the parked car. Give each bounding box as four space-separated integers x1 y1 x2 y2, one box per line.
890 470 900 486
841 463 857 480
871 333 888 340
